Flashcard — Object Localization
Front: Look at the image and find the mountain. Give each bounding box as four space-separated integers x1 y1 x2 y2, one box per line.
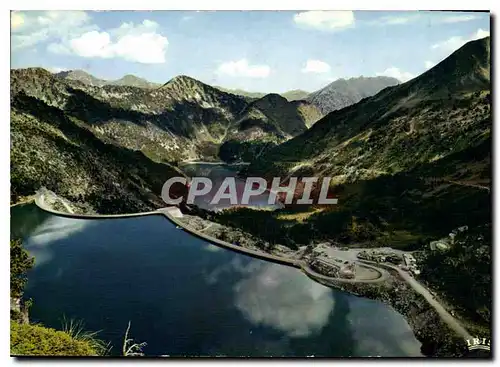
214 87 309 102
281 89 309 101
10 68 322 211
249 37 490 182
241 35 491 257
54 70 160 89
110 74 161 88
229 94 310 139
306 76 400 115
213 86 267 101
218 93 322 161
54 70 107 86
10 87 185 214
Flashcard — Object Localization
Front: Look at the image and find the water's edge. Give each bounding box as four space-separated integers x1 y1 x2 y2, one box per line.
30 191 467 356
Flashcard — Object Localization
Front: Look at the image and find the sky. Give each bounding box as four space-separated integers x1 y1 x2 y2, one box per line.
10 10 490 93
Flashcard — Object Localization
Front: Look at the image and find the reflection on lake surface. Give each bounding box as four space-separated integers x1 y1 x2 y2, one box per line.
180 163 284 211
10 203 422 357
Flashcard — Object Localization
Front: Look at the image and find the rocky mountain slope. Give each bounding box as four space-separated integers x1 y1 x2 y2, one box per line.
306 76 400 115
10 92 185 214
10 68 323 211
248 37 490 183
12 69 321 164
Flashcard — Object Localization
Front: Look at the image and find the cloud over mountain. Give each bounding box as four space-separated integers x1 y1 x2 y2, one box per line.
301 59 331 74
216 59 271 78
432 28 490 52
376 67 414 82
293 11 355 31
49 19 168 64
11 11 168 64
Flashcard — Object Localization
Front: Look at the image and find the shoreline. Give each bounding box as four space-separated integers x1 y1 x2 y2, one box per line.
29 190 471 356
33 190 390 284
180 160 250 166
10 196 35 207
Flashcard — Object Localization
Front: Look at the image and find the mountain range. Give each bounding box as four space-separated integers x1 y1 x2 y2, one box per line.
54 70 162 89
11 64 407 213
214 86 310 102
11 37 490 219
248 37 490 183
11 68 325 212
53 69 396 109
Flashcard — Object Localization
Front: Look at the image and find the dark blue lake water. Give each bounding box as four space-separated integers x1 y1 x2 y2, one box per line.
10 203 422 357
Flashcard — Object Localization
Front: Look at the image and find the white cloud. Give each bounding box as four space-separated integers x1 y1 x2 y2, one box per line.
216 59 271 78
439 14 480 23
48 67 68 73
368 14 420 26
233 263 334 337
301 59 331 74
69 31 113 58
293 11 355 31
50 20 169 64
367 13 480 27
11 12 168 64
376 67 414 82
11 11 95 50
475 28 491 38
431 28 490 52
424 60 436 69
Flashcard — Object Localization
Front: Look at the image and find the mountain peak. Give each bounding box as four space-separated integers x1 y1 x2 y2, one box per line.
111 74 159 88
54 69 106 86
405 36 490 98
11 67 53 78
165 75 200 85
258 93 288 103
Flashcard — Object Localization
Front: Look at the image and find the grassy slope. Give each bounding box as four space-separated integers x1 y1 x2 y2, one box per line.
11 322 100 356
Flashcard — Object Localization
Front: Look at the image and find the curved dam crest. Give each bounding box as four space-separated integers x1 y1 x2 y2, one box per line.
34 190 385 284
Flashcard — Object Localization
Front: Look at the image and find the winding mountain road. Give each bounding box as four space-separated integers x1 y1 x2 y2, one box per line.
327 246 474 341
378 261 473 341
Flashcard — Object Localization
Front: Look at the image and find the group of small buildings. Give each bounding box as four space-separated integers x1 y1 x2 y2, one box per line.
306 246 356 279
357 249 402 265
429 225 468 251
357 249 421 276
402 253 420 276
309 256 356 279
